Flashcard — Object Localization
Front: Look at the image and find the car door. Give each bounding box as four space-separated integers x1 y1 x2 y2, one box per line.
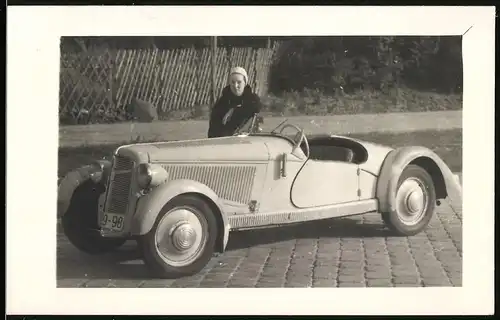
290 158 360 209
253 138 308 214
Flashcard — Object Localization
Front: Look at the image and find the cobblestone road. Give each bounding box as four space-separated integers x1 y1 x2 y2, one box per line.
57 195 462 288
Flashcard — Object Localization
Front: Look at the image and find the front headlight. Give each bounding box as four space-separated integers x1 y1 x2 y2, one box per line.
137 163 169 189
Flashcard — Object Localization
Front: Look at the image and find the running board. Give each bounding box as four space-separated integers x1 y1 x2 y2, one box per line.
228 199 378 230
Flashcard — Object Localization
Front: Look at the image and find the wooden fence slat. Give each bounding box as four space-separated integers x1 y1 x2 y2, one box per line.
153 50 166 108
156 50 170 110
136 49 151 102
245 48 253 85
256 48 266 96
138 49 151 101
161 48 179 113
175 48 192 111
163 48 179 112
252 48 258 92
120 49 138 107
185 47 198 111
215 47 224 97
199 48 210 106
194 47 201 108
131 49 147 103
116 49 135 109
220 47 229 93
238 47 246 76
170 48 187 111
117 49 136 108
201 48 211 105
204 47 215 105
169 48 185 111
123 49 146 106
139 48 157 101
115 49 126 80
178 48 194 110
149 50 161 107
146 48 159 102
135 49 150 101
159 48 174 113
191 47 201 110
114 49 129 105
145 49 158 103
196 47 211 108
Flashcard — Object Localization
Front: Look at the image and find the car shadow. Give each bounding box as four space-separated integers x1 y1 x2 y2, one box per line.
57 216 392 282
57 242 154 281
225 217 392 251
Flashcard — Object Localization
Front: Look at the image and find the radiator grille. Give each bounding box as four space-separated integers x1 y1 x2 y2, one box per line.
162 165 256 204
106 156 134 214
114 156 134 171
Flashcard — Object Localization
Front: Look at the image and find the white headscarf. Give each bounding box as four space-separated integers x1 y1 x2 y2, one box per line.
230 66 248 85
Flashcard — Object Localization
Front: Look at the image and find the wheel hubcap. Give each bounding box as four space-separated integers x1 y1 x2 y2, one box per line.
395 178 428 226
155 207 208 267
406 189 424 214
171 222 197 251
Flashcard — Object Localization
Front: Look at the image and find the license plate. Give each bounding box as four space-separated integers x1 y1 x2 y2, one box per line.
100 213 125 231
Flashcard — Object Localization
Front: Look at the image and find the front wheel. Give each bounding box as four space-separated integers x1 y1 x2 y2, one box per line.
61 179 127 254
381 165 436 236
138 194 218 278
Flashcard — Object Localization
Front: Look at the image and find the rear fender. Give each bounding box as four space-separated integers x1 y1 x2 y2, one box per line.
376 147 462 214
57 160 112 218
130 179 230 253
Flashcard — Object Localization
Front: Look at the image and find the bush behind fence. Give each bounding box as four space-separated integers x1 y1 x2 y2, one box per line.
59 42 279 124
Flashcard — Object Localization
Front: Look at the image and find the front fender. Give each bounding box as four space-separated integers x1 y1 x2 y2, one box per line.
57 160 112 218
376 146 462 214
130 179 230 251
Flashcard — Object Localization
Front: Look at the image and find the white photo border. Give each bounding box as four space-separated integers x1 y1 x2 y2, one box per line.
6 5 495 316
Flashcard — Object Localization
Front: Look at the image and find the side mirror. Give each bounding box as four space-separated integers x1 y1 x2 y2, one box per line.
256 116 264 124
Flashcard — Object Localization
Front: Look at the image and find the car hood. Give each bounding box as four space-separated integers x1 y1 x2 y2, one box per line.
114 135 271 163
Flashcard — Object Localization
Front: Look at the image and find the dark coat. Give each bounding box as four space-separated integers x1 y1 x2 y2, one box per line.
207 85 262 138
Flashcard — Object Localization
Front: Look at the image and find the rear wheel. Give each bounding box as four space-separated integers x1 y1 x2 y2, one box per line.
381 165 436 236
138 194 218 278
61 180 127 254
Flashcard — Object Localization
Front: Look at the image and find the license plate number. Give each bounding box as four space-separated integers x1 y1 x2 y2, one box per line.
100 213 125 231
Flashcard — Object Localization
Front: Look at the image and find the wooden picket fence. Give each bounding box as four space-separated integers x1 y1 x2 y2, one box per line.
59 42 281 123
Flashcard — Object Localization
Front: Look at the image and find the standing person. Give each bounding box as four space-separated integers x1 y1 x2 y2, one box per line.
207 67 262 138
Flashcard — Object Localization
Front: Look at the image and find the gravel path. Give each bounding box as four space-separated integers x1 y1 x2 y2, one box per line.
59 110 462 147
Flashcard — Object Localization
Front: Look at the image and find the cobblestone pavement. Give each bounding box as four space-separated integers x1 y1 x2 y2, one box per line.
57 198 462 288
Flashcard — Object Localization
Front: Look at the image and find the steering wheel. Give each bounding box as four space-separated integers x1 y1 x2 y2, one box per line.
278 123 310 158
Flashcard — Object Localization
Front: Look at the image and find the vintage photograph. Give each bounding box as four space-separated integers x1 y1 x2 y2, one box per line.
56 35 464 288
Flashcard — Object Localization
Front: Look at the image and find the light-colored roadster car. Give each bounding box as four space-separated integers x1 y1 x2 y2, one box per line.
57 115 462 278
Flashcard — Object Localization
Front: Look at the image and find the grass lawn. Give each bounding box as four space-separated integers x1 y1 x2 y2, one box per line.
58 129 462 179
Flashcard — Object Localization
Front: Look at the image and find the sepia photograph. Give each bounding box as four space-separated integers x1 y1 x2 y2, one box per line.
56 35 464 288
6 6 494 316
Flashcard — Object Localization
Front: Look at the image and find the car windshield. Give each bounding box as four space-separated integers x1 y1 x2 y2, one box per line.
235 116 256 134
234 115 302 140
270 119 289 134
